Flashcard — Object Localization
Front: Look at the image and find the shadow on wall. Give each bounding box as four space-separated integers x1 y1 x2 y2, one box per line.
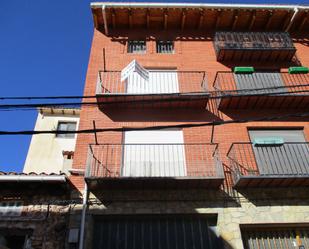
237 187 309 207
101 106 222 122
220 109 309 122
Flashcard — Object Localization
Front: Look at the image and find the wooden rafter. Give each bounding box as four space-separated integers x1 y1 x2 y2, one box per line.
102 7 109 35
215 10 222 29
164 9 168 29
198 10 205 29
111 9 116 29
128 9 133 29
181 10 187 30
248 10 256 30
232 10 239 31
146 9 150 28
299 11 309 31
265 11 273 30
282 11 292 31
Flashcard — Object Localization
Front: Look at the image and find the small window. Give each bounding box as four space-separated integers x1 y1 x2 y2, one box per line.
0 201 23 217
127 40 146 54
156 41 174 54
56 122 77 138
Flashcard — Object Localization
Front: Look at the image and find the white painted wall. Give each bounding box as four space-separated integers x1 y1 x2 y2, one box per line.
23 110 79 174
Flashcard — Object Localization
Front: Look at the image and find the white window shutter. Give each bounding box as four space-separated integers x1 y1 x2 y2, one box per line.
121 60 149 82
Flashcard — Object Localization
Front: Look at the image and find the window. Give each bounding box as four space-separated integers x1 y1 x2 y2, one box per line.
127 40 146 54
0 201 23 217
156 41 174 54
56 122 77 138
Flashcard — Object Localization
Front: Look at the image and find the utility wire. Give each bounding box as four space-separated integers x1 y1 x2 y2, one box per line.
0 88 308 111
0 83 309 101
0 111 308 136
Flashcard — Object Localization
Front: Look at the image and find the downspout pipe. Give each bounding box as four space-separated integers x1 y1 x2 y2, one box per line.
78 182 88 249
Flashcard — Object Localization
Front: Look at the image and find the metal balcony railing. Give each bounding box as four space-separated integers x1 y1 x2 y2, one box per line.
86 144 224 179
214 32 296 61
96 71 208 95
213 72 309 95
227 142 309 184
214 32 295 51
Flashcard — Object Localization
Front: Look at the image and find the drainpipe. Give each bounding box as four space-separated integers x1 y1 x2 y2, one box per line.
78 183 88 249
285 7 299 32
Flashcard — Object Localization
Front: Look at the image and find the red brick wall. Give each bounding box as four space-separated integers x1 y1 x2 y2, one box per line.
71 29 309 191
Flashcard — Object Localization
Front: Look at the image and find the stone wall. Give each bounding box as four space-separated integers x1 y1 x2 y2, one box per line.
78 187 309 249
0 203 69 249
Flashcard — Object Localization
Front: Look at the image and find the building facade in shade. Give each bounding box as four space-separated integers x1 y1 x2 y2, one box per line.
69 2 309 249
24 107 80 175
0 172 71 249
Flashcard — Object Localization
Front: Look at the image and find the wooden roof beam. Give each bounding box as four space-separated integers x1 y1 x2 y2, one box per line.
164 9 168 29
128 9 133 29
181 10 186 30
215 10 222 29
282 11 293 30
146 9 150 28
248 10 256 30
232 10 239 30
265 11 273 30
198 10 205 29
111 9 116 29
299 11 308 31
102 6 109 35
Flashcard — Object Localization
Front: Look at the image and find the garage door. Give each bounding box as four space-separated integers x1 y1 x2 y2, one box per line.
92 216 218 249
242 227 309 249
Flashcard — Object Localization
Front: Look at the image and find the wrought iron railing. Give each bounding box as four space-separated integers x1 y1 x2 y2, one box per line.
227 142 309 181
213 72 309 95
86 143 224 179
214 32 295 52
96 71 208 95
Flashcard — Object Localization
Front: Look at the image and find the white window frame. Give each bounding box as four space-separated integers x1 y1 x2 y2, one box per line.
127 40 146 54
0 201 23 217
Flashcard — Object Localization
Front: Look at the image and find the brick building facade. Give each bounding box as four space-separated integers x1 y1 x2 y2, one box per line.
69 2 309 249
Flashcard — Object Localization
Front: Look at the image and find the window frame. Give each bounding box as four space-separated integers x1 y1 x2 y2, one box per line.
156 40 175 54
0 201 23 217
127 40 146 54
56 121 77 139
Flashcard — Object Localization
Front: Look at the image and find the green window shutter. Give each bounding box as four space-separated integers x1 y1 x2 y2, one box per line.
234 67 255 74
288 66 309 74
253 137 284 145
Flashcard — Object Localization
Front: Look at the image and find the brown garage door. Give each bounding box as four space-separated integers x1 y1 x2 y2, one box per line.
242 227 309 249
93 215 219 249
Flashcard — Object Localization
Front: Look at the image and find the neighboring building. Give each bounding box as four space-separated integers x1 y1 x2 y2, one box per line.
68 2 309 249
0 172 71 249
24 107 80 175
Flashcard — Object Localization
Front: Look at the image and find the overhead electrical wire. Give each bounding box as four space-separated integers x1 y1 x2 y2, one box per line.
0 111 308 136
0 88 308 111
0 83 309 101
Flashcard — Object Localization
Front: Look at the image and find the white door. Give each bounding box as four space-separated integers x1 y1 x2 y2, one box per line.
126 70 179 94
122 130 186 177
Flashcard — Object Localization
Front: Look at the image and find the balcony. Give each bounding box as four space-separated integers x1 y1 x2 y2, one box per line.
228 142 309 188
214 32 296 62
85 143 224 190
214 72 309 109
96 70 210 110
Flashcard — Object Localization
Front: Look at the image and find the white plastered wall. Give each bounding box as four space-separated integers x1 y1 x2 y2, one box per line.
23 111 79 174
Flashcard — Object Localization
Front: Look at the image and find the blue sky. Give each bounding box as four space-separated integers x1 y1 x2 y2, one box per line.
0 0 307 173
